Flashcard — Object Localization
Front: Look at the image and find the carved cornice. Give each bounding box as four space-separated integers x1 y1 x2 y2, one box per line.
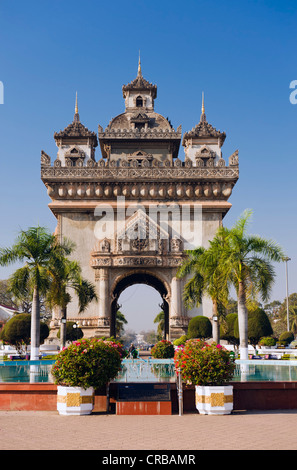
43 180 236 201
42 166 238 181
90 255 185 268
41 152 239 201
41 157 238 180
98 127 181 140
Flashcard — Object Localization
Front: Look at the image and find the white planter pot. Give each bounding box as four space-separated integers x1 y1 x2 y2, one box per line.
195 385 233 415
57 386 94 416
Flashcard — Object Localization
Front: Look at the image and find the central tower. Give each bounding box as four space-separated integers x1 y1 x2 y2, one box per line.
98 56 181 164
41 61 239 341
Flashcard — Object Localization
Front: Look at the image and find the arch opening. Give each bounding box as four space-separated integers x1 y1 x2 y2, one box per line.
111 272 169 340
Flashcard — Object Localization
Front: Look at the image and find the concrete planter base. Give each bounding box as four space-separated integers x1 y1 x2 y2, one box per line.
195 385 233 415
57 386 94 415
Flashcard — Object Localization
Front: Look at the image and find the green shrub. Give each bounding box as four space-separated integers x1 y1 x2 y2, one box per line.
187 315 212 340
151 340 174 359
57 321 83 342
51 338 122 389
248 308 273 347
259 336 276 346
279 331 294 347
0 314 49 352
234 308 273 347
173 335 187 346
174 339 236 386
220 313 239 346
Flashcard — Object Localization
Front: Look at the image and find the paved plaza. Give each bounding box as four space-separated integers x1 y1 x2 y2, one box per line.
1 409 297 450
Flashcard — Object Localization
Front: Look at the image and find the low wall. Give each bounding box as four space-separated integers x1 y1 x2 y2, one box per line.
1 382 297 412
173 382 297 413
0 384 107 412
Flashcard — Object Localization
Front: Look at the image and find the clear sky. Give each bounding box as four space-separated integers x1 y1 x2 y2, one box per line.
0 0 296 332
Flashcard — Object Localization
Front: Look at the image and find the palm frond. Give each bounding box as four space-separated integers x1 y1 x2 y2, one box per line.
231 209 253 238
182 272 204 309
154 311 165 323
0 246 25 266
75 279 98 312
245 256 276 302
246 235 285 262
8 265 31 298
177 247 205 279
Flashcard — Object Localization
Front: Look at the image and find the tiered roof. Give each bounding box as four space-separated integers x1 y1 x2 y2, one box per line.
182 94 226 146
122 58 157 99
54 94 98 146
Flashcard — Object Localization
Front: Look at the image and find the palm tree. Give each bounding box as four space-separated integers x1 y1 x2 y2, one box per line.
0 226 72 359
154 311 165 340
115 310 128 338
216 210 285 359
177 243 229 344
46 255 97 348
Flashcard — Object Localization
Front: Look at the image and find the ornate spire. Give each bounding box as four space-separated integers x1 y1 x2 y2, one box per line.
138 51 142 77
75 91 78 114
201 91 206 122
74 91 79 122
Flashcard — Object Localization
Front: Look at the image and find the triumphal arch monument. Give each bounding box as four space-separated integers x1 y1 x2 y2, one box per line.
41 60 239 341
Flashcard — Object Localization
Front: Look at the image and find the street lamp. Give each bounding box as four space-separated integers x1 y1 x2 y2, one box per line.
284 257 291 331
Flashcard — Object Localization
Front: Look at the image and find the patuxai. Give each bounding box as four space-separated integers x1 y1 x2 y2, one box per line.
41 59 239 342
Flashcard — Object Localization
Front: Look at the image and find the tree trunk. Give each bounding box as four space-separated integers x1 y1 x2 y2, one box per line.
212 299 220 344
238 281 248 360
60 307 67 349
30 286 40 360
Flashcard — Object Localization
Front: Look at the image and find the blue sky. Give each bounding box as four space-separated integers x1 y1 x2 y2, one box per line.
0 0 296 332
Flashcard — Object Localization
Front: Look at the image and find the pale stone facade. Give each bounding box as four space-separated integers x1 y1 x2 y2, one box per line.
41 61 239 341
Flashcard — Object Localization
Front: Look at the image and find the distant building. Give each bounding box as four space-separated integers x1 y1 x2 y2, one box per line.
0 304 16 331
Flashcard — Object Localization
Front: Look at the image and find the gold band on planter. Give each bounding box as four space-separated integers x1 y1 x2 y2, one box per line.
57 393 94 407
196 392 233 407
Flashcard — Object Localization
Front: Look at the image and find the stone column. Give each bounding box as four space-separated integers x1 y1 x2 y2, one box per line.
170 276 182 318
95 268 110 337
97 268 109 316
169 275 187 341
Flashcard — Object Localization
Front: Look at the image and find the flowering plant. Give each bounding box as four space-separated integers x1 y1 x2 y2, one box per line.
174 339 235 386
51 338 122 389
151 340 175 359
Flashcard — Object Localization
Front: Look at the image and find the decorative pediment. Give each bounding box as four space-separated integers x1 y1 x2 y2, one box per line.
116 209 169 242
130 150 152 159
130 113 150 123
64 146 85 159
195 145 215 160
90 209 186 267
